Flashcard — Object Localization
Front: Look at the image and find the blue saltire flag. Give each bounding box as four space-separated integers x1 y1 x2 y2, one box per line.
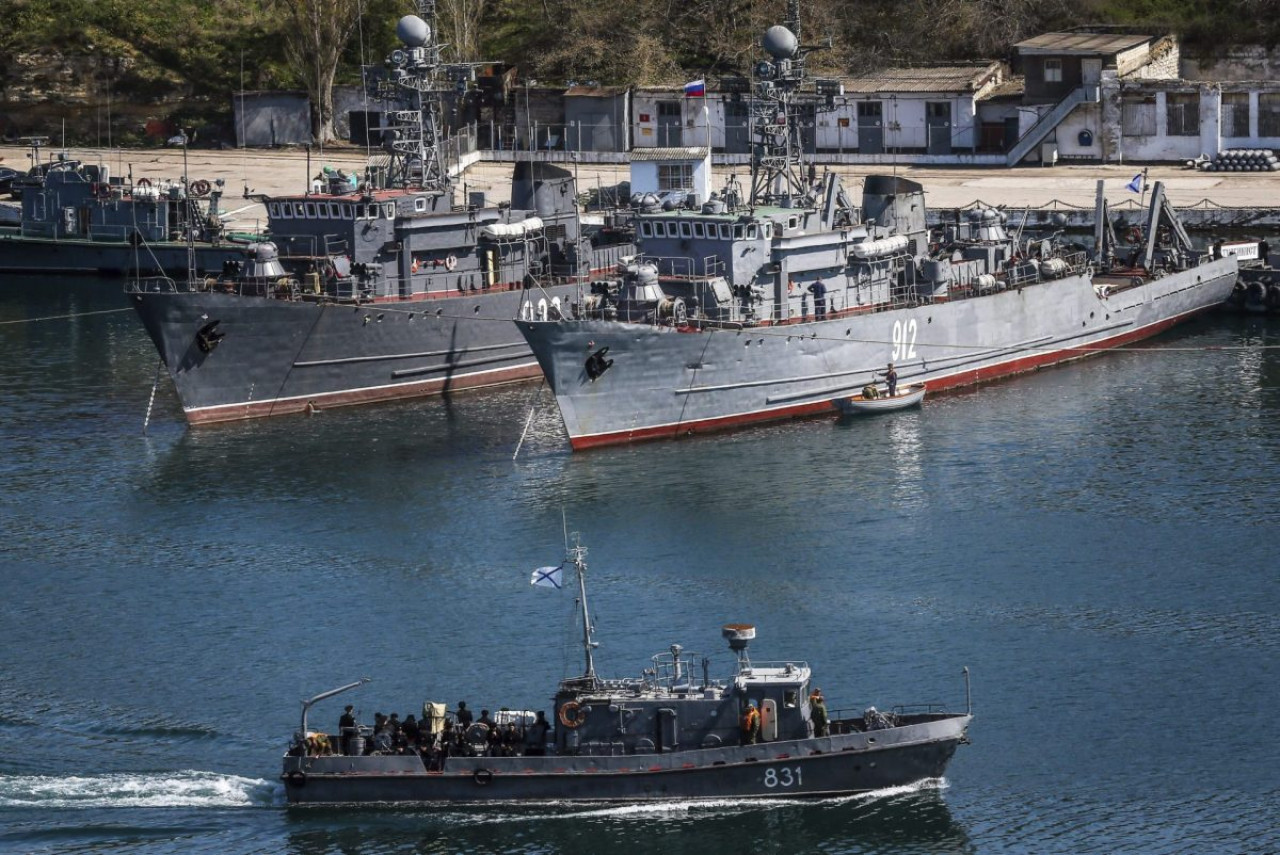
530 564 563 589
683 79 706 98
1125 173 1143 193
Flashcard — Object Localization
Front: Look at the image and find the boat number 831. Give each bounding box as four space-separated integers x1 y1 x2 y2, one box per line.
891 319 918 362
763 766 803 788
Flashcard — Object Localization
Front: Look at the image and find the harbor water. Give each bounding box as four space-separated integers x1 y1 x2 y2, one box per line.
1 281 1278 854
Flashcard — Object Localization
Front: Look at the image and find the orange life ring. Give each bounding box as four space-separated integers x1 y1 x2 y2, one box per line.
444 254 457 272
190 179 211 197
558 701 587 728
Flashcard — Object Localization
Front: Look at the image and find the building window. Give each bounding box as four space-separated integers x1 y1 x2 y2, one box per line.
1044 59 1063 84
1223 93 1251 138
1261 93 1280 137
1122 96 1156 136
1166 93 1199 136
657 163 693 191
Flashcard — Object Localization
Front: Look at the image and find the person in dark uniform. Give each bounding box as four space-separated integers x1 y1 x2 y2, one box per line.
808 279 828 319
455 701 474 727
339 705 357 755
526 710 551 755
882 362 898 397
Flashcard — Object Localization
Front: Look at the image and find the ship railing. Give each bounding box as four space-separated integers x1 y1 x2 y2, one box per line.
637 254 726 279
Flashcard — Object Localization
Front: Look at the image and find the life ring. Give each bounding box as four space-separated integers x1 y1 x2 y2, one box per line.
94 182 112 199
472 768 494 786
1126 227 1143 244
558 701 587 728
190 179 211 197
136 177 152 189
444 254 457 272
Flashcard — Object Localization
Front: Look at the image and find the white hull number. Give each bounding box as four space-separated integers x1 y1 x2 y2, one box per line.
891 319 918 362
763 765 803 789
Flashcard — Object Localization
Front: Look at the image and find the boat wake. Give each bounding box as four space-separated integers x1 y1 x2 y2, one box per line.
445 777 946 825
0 770 279 809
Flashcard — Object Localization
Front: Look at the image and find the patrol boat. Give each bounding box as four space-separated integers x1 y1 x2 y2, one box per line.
515 8 1239 450
281 540 972 804
0 137 248 277
127 3 631 424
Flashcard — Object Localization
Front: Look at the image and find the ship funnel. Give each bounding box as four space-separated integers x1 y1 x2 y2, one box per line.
722 623 756 666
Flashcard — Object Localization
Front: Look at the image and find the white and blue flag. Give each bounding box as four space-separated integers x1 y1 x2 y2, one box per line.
530 564 563 589
1125 173 1144 193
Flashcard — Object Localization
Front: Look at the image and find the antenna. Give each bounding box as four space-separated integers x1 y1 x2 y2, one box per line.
567 535 598 681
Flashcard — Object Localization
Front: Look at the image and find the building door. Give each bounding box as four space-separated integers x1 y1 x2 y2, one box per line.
926 101 952 154
857 101 883 154
657 101 682 147
725 100 750 153
1082 58 1102 86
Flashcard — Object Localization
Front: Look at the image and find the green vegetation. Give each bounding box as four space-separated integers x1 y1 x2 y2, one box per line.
3 0 1278 141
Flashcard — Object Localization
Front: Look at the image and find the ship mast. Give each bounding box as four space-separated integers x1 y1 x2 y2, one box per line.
376 1 491 193
747 3 810 207
569 539 598 681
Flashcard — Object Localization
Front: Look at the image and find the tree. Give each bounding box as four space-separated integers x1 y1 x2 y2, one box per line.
273 0 366 142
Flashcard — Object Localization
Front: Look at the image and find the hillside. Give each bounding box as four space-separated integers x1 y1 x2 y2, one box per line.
1 0 1276 143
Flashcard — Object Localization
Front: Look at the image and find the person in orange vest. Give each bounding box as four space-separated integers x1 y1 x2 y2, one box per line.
741 701 761 745
411 257 420 274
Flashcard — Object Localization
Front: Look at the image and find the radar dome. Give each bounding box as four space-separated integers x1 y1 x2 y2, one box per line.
762 25 798 59
397 15 430 47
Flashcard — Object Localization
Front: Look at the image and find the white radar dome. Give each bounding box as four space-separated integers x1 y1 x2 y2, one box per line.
762 26 798 59
397 15 430 47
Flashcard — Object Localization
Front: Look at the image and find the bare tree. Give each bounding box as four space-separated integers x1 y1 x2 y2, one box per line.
273 0 365 142
438 0 489 62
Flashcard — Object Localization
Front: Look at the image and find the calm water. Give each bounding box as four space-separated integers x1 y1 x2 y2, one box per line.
1 281 1278 854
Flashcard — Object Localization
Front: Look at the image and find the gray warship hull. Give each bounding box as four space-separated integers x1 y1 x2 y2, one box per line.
519 258 1237 449
0 233 248 277
131 283 583 423
283 712 969 805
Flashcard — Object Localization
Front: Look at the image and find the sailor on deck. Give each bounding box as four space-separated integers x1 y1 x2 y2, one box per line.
741 702 761 745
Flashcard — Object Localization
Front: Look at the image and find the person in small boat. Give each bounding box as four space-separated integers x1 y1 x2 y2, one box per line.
881 363 898 397
401 714 420 746
861 384 879 400
741 701 761 745
810 689 829 738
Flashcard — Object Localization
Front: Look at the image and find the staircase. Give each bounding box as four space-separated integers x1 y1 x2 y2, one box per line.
1005 86 1098 167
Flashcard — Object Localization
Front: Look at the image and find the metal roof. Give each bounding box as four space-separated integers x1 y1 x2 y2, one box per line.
1013 32 1153 55
629 147 710 162
564 85 627 97
842 64 1001 95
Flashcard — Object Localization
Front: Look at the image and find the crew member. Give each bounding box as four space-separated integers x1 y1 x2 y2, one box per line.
882 362 898 397
741 701 761 745
810 689 829 738
455 701 474 727
338 704 357 755
526 710 551 755
809 279 828 319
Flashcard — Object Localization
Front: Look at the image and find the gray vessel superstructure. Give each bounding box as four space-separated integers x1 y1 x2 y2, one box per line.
282 540 972 804
127 4 632 423
516 8 1238 449
0 138 248 277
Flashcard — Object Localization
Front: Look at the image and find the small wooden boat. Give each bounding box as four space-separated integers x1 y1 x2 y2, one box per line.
833 383 927 416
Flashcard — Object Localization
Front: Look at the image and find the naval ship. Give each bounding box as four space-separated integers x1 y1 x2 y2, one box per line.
515 8 1239 450
0 138 248 277
282 539 972 804
127 4 631 424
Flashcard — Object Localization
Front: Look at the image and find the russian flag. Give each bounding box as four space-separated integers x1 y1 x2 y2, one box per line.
683 79 705 98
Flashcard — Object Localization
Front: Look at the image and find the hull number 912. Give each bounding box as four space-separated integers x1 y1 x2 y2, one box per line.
763 766 803 788
892 319 918 362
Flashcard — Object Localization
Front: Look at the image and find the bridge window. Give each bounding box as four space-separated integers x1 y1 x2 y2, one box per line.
294 202 306 217
341 204 354 219
746 223 758 239
719 223 732 240
414 197 427 212
639 221 653 238
733 224 745 239
693 222 705 238
679 221 693 239
383 202 395 218
305 202 318 218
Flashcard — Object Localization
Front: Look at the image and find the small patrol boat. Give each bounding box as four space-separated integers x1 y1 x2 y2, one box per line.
834 383 927 416
281 540 973 804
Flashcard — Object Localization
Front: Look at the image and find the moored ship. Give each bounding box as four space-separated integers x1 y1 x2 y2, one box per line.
516 9 1239 450
282 538 972 804
127 4 632 424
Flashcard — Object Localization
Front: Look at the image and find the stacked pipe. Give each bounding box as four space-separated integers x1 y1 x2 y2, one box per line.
1196 149 1280 171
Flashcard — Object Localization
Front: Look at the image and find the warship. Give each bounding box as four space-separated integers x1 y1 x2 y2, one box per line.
282 539 972 804
515 6 1240 450
127 3 631 424
0 137 249 277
